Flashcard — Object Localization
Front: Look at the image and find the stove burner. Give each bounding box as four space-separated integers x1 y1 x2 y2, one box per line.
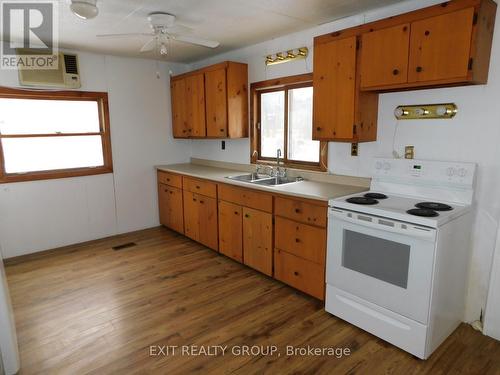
364 192 388 200
407 208 439 217
346 197 379 205
415 202 453 211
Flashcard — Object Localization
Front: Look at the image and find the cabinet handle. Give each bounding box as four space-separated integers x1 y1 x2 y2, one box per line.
200 200 204 204
245 214 250 218
195 185 200 189
193 198 197 202
295 208 301 214
416 66 423 73
392 69 399 75
220 129 224 132
294 271 299 276
316 126 322 131
234 211 239 215
424 30 430 36
295 238 300 243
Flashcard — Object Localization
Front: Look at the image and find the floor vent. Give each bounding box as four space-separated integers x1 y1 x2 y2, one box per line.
112 242 137 251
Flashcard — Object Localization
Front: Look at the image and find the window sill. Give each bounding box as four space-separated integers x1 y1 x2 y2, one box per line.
0 166 113 184
253 160 327 173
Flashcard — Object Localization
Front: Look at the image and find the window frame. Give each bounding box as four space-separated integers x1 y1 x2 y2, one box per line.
250 73 327 172
0 88 113 183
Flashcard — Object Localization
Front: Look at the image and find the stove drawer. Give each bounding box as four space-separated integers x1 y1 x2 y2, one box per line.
326 285 428 359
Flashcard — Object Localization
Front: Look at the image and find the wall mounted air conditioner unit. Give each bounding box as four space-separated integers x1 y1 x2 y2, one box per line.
17 50 81 89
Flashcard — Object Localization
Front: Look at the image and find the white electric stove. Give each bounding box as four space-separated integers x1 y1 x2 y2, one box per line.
325 158 476 359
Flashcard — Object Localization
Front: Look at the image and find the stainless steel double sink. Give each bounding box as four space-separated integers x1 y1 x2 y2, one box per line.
226 173 303 186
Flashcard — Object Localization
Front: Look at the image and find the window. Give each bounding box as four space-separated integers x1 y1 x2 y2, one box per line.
250 74 327 171
0 89 113 183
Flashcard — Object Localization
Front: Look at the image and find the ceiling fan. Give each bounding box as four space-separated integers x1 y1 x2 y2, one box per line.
96 12 220 56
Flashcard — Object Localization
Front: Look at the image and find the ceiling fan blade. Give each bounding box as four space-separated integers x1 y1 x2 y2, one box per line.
96 32 154 38
139 37 157 52
170 34 220 48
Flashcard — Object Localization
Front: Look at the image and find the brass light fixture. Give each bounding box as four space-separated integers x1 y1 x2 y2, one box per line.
265 47 308 66
394 103 458 120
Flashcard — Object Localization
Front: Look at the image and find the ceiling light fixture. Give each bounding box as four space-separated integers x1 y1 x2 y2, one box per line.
70 0 99 20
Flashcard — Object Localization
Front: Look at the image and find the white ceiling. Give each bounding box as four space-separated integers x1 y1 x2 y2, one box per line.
55 0 405 63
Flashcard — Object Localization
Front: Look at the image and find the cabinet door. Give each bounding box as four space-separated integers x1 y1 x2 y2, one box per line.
408 8 474 83
198 195 218 251
360 24 410 88
171 79 188 138
185 73 206 137
218 201 243 262
183 190 200 242
313 36 357 140
243 207 273 276
159 184 184 233
159 183 170 227
205 68 228 138
168 186 184 234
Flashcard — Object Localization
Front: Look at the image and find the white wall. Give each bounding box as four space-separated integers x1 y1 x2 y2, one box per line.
189 0 500 324
0 51 192 257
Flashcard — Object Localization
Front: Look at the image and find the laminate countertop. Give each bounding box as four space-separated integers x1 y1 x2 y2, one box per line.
156 163 368 202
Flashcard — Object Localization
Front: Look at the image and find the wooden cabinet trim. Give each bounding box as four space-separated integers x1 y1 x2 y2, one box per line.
274 196 328 228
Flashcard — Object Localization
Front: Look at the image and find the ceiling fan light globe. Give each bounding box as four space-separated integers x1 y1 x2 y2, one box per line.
70 0 98 20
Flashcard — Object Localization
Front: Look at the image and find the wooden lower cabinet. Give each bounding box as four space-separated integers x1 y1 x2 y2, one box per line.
158 183 184 234
218 200 243 262
274 249 325 300
242 207 273 276
183 190 218 251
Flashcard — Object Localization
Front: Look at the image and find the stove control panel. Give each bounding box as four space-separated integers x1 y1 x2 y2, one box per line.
372 158 476 187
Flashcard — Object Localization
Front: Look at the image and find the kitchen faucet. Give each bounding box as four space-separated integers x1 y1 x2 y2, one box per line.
273 149 286 178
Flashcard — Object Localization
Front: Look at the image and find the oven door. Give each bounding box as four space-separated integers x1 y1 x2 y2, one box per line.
326 208 437 324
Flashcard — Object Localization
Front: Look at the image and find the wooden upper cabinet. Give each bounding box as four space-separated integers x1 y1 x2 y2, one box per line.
313 36 378 142
205 68 228 137
185 74 206 137
171 61 248 139
171 79 187 138
313 36 356 141
360 24 410 88
408 8 474 83
327 0 497 92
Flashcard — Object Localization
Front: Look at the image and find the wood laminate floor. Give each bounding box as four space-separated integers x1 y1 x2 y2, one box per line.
5 227 500 375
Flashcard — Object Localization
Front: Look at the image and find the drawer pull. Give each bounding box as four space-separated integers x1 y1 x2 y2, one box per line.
245 214 250 218
196 185 200 189
294 271 299 276
193 198 197 202
166 178 170 181
295 208 301 214
234 211 239 215
200 200 204 204
295 238 300 243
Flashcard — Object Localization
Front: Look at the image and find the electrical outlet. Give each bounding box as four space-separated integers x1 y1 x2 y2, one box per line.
351 143 358 156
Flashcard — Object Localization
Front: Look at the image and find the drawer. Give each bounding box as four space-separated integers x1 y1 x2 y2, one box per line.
275 217 326 264
275 196 327 227
218 184 272 213
274 249 325 300
157 170 182 189
183 176 217 198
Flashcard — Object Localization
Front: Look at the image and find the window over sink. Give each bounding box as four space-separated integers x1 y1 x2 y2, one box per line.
250 74 327 171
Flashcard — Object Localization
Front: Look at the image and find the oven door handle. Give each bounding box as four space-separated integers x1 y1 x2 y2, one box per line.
329 209 437 240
